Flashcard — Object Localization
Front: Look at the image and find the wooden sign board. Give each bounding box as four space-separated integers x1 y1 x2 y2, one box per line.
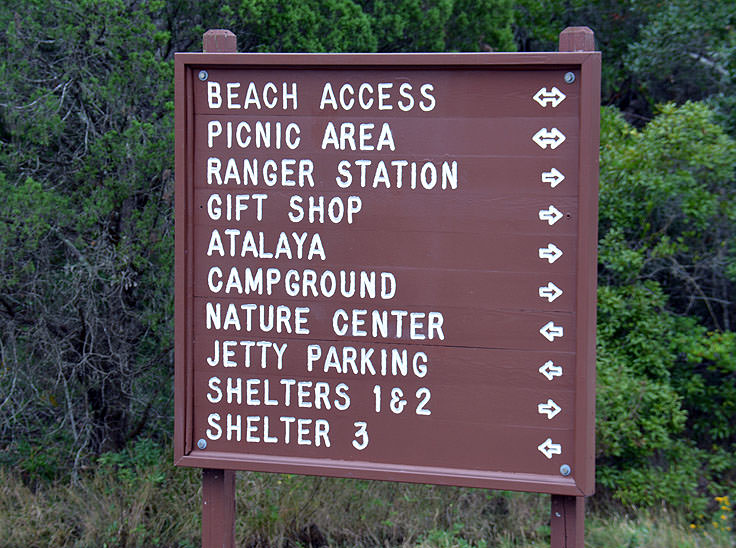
175 51 600 497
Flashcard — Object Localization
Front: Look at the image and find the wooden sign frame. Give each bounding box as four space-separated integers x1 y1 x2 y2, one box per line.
174 31 599 503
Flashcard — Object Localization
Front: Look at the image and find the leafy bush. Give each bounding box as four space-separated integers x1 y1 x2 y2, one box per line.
596 103 736 508
0 1 176 475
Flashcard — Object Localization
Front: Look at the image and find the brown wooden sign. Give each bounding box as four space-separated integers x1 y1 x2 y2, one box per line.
175 49 600 497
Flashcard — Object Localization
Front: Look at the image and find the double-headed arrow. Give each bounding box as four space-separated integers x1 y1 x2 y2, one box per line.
538 438 562 459
539 321 564 342
538 282 563 302
539 205 563 225
538 399 562 419
533 128 566 149
533 86 566 108
538 243 563 263
542 168 565 188
539 360 563 380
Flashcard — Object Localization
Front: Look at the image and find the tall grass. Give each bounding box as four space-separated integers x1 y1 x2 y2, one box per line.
1 441 734 547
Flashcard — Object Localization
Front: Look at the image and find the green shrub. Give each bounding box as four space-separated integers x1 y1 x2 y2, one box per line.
596 103 736 509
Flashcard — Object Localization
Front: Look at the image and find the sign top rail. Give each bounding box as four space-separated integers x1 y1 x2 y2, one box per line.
175 51 600 67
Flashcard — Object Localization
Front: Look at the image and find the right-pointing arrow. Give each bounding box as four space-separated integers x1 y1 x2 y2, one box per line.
539 282 563 302
539 205 564 226
540 321 564 342
542 168 565 188
538 243 563 263
538 399 562 419
538 438 562 459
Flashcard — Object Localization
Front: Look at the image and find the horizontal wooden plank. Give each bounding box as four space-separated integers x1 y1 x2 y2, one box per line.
191 227 577 273
192 153 579 197
193 262 576 312
192 188 578 236
192 67 579 119
193 339 575 383
192 297 576 351
190 404 574 477
194 115 578 160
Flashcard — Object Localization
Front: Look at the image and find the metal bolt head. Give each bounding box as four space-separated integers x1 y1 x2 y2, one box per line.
564 72 575 84
198 70 208 81
560 464 571 476
197 438 207 450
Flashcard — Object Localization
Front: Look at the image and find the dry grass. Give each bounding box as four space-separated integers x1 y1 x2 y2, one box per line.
233 474 549 547
0 460 548 547
0 463 201 547
584 511 736 548
0 445 734 547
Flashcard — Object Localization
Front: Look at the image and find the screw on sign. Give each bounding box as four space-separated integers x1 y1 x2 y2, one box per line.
174 26 599 548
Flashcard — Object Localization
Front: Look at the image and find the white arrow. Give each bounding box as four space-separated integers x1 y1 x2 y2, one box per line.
539 360 563 380
538 243 563 263
542 168 565 188
533 128 566 149
539 282 563 302
538 399 562 419
533 86 566 108
539 205 563 225
538 438 562 459
540 321 564 341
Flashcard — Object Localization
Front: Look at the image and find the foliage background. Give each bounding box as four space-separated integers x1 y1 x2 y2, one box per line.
0 0 735 545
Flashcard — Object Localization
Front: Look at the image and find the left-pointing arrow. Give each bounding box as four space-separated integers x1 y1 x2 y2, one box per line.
540 321 564 341
538 438 562 459
537 399 562 419
539 205 563 225
539 360 563 380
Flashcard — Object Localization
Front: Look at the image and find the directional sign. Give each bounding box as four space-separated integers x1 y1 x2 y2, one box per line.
539 243 564 263
175 51 600 497
540 321 564 342
538 399 562 419
539 282 564 303
539 205 564 225
533 128 567 149
542 168 566 188
538 438 563 459
539 360 564 381
534 86 566 108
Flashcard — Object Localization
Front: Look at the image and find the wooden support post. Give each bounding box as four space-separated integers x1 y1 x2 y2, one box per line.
199 29 238 548
202 469 236 548
551 495 585 548
558 26 595 53
550 26 595 548
203 29 237 53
